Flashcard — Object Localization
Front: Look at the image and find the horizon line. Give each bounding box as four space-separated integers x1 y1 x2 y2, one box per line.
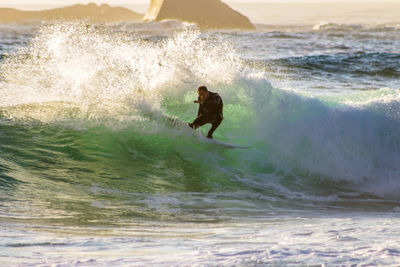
1 0 400 5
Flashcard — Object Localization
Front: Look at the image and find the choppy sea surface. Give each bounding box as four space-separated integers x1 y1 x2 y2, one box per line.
0 15 400 266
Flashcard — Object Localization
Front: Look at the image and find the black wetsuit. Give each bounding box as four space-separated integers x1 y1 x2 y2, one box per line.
190 91 224 138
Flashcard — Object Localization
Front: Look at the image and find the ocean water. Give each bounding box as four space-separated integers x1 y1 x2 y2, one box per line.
0 16 400 266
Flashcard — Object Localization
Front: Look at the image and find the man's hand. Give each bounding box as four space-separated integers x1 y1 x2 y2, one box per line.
194 100 200 104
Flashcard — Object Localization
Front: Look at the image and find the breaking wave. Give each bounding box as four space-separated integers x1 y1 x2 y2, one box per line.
0 22 400 224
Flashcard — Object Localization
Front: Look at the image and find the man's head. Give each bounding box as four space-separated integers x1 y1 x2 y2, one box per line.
197 86 209 102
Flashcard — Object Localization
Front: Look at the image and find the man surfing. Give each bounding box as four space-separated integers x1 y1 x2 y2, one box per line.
189 86 223 139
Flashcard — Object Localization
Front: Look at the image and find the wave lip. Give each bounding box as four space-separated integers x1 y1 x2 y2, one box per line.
107 20 197 32
312 22 364 31
312 22 400 32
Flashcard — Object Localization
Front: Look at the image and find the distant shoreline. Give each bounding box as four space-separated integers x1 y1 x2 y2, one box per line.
1 1 398 9
0 4 148 12
0 2 398 26
0 3 144 24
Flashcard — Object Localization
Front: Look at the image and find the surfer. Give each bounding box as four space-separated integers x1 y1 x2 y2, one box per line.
189 86 223 139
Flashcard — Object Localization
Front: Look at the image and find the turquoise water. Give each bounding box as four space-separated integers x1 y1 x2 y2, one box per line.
0 21 400 265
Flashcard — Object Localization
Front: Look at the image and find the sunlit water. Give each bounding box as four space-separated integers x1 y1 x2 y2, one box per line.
0 17 400 266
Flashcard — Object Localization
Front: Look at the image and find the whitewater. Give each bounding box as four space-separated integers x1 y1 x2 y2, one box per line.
0 19 400 266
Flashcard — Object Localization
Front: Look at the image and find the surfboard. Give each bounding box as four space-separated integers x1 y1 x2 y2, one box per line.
164 115 250 149
203 137 250 149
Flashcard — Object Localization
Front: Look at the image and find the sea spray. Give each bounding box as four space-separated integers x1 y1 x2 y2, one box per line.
0 22 241 124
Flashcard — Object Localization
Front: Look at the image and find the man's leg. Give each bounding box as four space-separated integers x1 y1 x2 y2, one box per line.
189 115 209 130
207 117 223 139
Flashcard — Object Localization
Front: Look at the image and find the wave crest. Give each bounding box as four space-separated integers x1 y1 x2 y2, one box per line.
0 22 241 124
